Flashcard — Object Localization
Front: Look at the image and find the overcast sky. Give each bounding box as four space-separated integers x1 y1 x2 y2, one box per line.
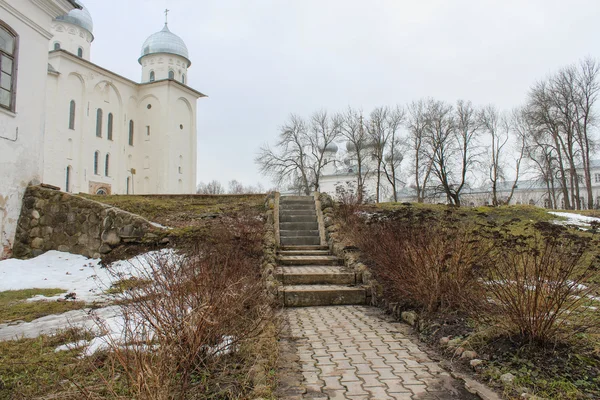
85 0 600 189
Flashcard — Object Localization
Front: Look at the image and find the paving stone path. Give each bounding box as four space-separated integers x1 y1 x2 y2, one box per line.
275 196 480 399
277 305 479 400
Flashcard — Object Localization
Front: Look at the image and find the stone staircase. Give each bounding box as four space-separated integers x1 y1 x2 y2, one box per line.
276 195 366 307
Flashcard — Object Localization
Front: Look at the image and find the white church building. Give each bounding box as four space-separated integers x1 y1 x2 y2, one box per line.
0 0 204 258
44 2 204 195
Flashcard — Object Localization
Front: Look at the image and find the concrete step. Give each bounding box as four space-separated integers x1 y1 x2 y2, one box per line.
280 199 315 205
278 255 340 266
280 236 321 246
279 222 319 231
279 210 316 216
281 285 367 307
280 230 320 237
278 250 331 256
280 203 316 211
275 266 355 285
280 245 329 251
280 196 314 202
279 215 317 223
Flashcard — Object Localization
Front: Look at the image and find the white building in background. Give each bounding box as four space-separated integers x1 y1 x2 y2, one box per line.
44 2 205 195
0 0 80 258
319 142 401 202
0 0 205 259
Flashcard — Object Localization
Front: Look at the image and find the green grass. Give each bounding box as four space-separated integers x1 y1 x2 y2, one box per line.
0 328 127 399
105 277 151 295
0 289 87 323
82 194 265 229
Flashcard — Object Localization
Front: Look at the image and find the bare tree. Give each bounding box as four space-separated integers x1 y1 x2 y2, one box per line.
256 115 312 194
480 106 525 206
228 179 245 194
341 107 371 203
367 106 390 203
573 58 600 208
307 110 342 192
381 106 406 202
197 180 225 195
407 100 434 202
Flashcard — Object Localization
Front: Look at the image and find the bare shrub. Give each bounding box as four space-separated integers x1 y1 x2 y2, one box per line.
351 208 492 313
89 218 273 399
483 223 600 344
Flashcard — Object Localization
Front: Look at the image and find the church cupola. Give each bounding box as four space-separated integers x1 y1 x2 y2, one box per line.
51 0 94 60
139 11 191 85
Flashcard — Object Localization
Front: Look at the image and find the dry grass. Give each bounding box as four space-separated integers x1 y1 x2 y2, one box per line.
0 289 87 323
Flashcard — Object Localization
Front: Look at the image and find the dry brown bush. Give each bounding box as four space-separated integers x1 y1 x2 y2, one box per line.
82 217 274 399
482 223 600 344
348 208 492 313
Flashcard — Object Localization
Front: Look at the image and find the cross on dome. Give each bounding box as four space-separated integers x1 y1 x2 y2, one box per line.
164 9 169 25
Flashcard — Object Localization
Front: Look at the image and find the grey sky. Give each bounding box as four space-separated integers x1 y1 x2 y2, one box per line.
86 0 600 189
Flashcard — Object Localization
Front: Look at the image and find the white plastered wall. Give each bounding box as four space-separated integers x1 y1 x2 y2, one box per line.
0 0 75 259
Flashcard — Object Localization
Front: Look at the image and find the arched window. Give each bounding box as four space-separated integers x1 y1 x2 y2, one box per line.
93 151 99 174
0 22 18 111
181 74 185 84
54 42 60 50
149 70 155 82
168 69 174 80
77 47 83 57
65 166 71 192
96 108 103 137
68 100 76 130
126 177 131 194
128 120 134 146
107 112 113 140
105 154 110 176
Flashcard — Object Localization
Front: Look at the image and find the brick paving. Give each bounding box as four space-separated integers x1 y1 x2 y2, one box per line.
278 305 479 400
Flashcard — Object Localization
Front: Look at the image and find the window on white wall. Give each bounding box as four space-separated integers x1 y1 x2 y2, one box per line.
0 22 18 112
96 109 103 137
69 100 76 129
182 74 185 84
65 166 71 192
128 120 134 146
94 151 99 174
107 112 113 140
54 42 60 50
105 154 110 176
149 71 155 82
168 69 174 80
77 47 83 57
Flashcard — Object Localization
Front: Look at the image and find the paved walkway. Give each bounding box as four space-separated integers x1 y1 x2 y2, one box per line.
277 306 479 400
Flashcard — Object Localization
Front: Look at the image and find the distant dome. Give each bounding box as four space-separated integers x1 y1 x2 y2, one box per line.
324 142 338 153
346 141 356 152
55 0 93 35
139 24 191 66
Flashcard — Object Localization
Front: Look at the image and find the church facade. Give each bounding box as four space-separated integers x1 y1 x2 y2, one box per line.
0 0 204 259
43 3 204 195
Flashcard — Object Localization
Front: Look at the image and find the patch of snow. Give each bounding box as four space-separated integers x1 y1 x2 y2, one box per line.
149 221 171 230
549 211 600 228
0 249 176 303
0 306 119 341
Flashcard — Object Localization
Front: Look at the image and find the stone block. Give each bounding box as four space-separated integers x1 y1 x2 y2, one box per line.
31 238 44 249
99 243 112 254
31 210 40 219
101 230 121 246
57 245 70 252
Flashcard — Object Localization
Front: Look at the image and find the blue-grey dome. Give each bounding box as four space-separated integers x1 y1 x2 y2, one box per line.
55 0 93 35
324 142 338 153
139 24 191 66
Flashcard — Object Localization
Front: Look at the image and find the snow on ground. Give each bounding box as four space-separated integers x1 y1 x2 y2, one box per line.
0 249 175 303
0 249 177 355
549 211 600 228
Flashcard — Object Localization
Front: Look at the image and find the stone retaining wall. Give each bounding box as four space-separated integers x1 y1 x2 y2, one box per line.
13 185 164 259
